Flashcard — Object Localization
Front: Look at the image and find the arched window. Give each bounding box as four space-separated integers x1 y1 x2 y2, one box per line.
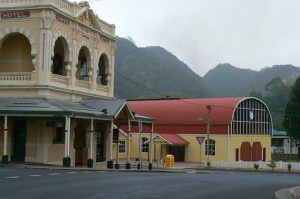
0 33 33 72
52 53 63 75
231 98 272 135
77 46 91 81
205 139 215 156
97 54 109 85
52 37 68 76
142 137 149 152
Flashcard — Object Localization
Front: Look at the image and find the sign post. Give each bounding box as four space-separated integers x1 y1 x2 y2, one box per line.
196 136 205 166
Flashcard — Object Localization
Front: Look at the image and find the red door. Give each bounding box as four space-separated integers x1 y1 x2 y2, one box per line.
252 142 262 161
241 142 251 161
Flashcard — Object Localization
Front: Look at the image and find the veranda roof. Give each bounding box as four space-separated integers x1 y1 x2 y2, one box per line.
0 97 129 119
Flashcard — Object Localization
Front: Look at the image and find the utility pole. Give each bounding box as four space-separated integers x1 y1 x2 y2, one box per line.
206 105 212 167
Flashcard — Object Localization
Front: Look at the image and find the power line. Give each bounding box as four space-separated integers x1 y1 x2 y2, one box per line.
115 71 166 97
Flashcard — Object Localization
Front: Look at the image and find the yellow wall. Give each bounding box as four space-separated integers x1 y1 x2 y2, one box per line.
127 134 272 163
230 135 271 161
130 133 151 161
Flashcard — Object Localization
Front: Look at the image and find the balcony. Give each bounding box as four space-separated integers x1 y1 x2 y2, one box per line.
0 72 32 85
51 73 68 88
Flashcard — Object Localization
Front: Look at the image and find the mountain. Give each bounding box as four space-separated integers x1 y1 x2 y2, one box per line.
204 63 300 97
114 37 206 99
114 37 300 100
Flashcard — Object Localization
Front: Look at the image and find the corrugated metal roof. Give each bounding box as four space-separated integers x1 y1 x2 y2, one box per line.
159 134 188 145
0 97 129 119
128 98 243 125
128 98 245 135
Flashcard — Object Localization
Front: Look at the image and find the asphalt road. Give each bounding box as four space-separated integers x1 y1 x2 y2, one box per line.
0 167 299 199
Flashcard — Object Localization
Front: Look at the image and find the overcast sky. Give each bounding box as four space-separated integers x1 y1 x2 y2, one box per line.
82 0 300 76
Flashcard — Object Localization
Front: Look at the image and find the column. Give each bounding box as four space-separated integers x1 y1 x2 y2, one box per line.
63 116 71 167
106 121 114 169
138 120 142 170
126 120 131 169
87 119 94 168
2 116 8 164
148 122 154 170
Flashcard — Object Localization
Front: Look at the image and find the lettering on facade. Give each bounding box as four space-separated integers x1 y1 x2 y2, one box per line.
1 11 30 19
56 15 69 26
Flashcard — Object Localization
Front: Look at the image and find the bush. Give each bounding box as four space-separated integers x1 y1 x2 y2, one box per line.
267 159 276 171
287 163 292 172
254 163 259 170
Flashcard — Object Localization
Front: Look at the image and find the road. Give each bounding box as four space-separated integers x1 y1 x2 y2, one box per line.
0 167 298 199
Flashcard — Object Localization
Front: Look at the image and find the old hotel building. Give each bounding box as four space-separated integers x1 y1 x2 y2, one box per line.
0 0 155 168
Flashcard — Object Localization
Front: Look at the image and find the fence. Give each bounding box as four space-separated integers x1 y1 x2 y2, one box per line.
211 161 300 170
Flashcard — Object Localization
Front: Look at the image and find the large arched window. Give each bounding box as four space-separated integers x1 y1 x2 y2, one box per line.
205 139 215 156
231 98 272 135
97 54 109 85
77 46 91 81
51 37 69 76
0 33 33 72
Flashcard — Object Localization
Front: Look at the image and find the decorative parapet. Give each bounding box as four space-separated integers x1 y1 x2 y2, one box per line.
0 0 115 37
0 0 80 16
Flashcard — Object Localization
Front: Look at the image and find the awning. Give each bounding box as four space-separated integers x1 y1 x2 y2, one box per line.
150 134 188 145
0 97 131 121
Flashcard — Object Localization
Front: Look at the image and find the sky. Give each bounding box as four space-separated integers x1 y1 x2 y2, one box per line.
78 0 300 76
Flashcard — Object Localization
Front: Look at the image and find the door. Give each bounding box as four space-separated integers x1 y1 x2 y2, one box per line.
240 142 251 161
74 124 87 166
168 146 185 162
13 120 27 162
252 142 262 161
96 127 106 162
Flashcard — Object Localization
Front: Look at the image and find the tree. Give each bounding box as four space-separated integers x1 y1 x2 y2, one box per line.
283 77 300 140
263 77 290 130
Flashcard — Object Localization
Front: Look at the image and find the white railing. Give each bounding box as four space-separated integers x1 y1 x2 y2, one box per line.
0 72 31 82
211 161 300 170
51 73 67 84
272 146 299 155
76 79 89 89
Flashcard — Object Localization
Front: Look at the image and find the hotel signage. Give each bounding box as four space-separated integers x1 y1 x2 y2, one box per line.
1 11 30 19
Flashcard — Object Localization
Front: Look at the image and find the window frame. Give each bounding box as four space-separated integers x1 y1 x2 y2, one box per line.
142 137 149 153
119 140 126 154
205 139 216 156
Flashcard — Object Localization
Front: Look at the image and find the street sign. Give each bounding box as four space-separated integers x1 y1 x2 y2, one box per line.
196 136 205 144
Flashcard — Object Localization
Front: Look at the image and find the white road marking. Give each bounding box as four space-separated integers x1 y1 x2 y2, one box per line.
67 171 77 174
29 175 41 177
49 173 60 176
6 176 20 179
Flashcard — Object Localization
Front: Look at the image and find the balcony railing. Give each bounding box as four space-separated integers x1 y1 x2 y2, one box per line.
96 84 109 92
51 73 67 84
76 79 90 89
0 72 32 83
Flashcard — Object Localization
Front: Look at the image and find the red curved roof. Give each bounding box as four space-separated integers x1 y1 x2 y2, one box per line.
128 98 245 134
129 98 244 125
